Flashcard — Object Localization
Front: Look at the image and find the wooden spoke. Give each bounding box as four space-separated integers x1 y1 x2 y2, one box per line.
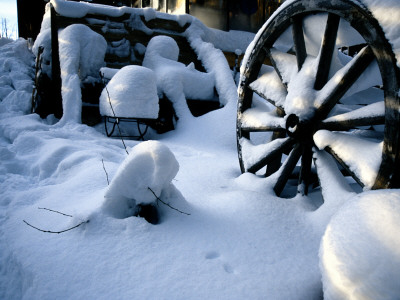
320 115 384 131
298 145 313 195
248 84 284 110
241 126 286 133
239 106 286 133
324 146 365 187
273 143 302 196
316 46 375 120
265 133 285 176
314 13 340 90
246 138 296 173
266 108 286 176
264 48 289 90
314 130 383 189
291 16 307 71
319 101 385 131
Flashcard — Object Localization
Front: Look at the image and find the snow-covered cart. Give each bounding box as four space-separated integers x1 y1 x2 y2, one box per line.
31 0 227 137
237 0 400 198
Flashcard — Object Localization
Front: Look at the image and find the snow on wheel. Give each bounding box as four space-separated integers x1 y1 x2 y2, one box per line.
237 0 400 198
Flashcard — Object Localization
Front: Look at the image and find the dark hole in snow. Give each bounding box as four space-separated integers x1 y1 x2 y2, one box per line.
135 204 159 225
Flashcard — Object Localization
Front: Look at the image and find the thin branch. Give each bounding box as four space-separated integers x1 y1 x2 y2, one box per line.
101 158 110 185
23 219 89 234
23 207 89 234
148 187 190 215
38 207 73 217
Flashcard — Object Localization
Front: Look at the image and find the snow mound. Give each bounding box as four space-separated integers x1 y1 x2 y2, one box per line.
320 190 400 299
102 141 179 218
58 24 107 124
99 65 159 119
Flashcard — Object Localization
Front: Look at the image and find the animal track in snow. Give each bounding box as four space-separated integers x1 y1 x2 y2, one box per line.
204 251 235 274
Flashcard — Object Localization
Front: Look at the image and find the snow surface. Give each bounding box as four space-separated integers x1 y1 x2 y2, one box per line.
1 0 400 298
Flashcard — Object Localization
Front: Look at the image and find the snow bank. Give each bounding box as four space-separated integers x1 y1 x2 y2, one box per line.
0 39 34 115
99 65 159 119
102 141 179 218
143 35 215 119
320 190 400 299
58 24 106 124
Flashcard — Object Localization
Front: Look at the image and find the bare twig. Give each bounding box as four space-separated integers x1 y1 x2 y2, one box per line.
38 207 73 217
23 219 89 234
148 187 190 215
23 207 89 234
101 158 110 185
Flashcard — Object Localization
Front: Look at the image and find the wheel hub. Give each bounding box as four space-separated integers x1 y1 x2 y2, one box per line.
285 114 314 144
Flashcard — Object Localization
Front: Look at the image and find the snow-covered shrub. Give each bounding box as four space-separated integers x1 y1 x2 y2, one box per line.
102 141 179 219
320 190 400 299
99 65 159 119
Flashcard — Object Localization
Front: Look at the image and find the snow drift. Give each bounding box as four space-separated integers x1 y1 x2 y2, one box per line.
320 190 400 300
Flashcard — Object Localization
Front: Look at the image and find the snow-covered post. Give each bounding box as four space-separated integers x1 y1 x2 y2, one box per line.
50 3 62 119
57 24 106 125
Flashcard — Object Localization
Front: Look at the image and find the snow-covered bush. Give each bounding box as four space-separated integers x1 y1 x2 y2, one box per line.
102 141 179 219
320 190 400 299
99 65 159 119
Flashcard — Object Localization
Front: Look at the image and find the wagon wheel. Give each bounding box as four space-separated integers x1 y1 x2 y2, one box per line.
237 0 400 198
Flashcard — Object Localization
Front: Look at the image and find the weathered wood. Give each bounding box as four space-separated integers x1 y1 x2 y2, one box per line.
248 84 284 110
264 47 288 90
273 143 302 196
298 145 313 195
314 13 340 90
236 0 400 197
324 146 365 188
319 115 385 131
291 15 307 71
247 138 295 173
142 16 190 33
316 46 375 120
53 11 199 68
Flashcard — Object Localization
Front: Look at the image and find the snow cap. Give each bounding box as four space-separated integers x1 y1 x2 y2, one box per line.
103 141 179 218
99 65 159 119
